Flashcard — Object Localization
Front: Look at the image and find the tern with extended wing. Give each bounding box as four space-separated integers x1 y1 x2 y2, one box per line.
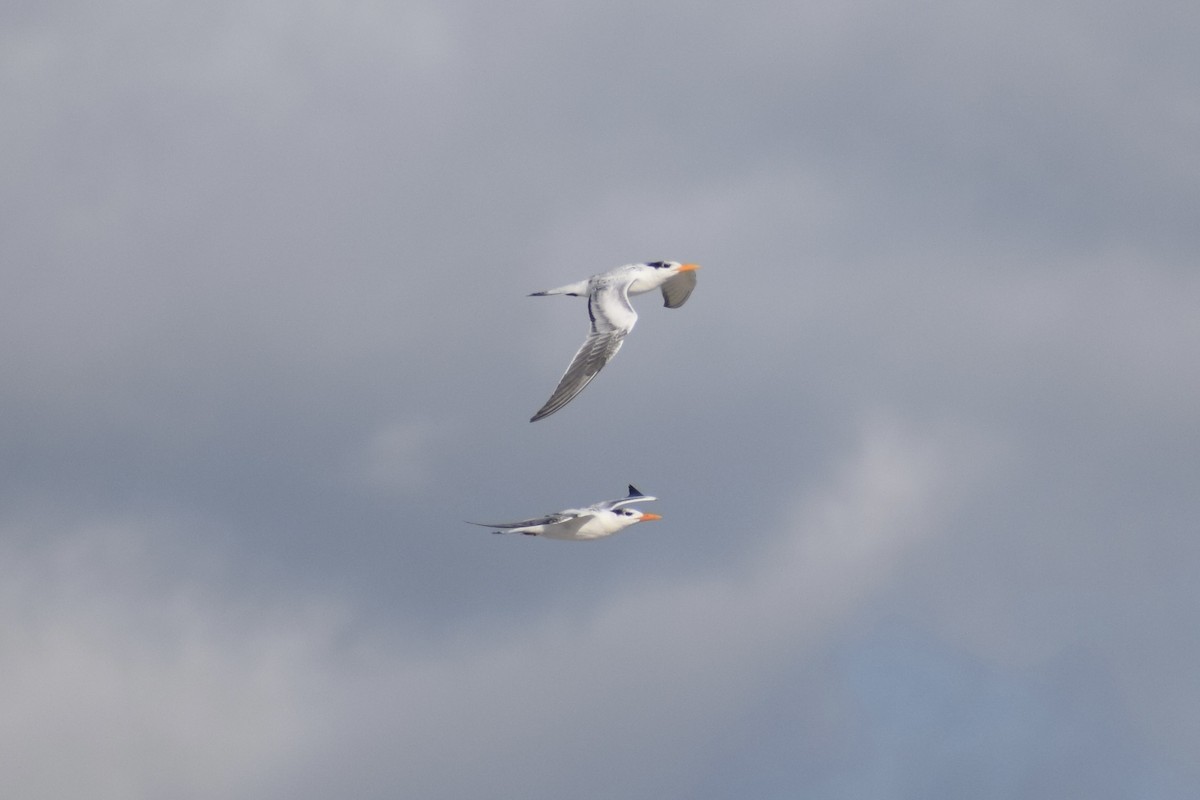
528 261 699 422
469 485 661 540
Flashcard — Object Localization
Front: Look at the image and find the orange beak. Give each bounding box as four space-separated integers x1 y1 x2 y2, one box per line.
677 263 700 272
639 513 663 521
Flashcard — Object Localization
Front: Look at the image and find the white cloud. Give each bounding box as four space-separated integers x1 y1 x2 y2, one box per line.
276 415 997 798
3 0 1198 796
0 417 992 799
0 519 345 799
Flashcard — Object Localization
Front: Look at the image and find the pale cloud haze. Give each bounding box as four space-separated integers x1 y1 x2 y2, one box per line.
2 1 1198 798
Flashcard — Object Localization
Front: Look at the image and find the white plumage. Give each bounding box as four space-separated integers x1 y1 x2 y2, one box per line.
528 261 699 422
469 485 661 541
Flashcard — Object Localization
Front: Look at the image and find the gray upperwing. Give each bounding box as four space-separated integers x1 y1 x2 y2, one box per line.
467 513 571 529
530 278 637 422
660 270 697 308
529 328 627 421
603 485 658 510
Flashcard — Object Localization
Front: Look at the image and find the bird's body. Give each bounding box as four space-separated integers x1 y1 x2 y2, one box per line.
529 261 699 422
469 485 662 541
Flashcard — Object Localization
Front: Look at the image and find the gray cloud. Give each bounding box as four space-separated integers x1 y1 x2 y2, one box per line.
3 0 1198 797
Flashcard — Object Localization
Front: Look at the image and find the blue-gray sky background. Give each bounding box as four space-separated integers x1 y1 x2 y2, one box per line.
3 1 1199 797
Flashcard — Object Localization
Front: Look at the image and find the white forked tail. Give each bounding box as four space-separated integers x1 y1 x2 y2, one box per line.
529 279 590 297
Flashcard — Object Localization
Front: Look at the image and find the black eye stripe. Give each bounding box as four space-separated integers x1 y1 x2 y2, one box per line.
646 261 666 269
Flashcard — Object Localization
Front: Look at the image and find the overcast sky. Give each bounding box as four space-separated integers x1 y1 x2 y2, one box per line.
3 1 1199 797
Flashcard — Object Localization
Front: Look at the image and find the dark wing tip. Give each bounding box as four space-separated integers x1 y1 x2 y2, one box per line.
627 484 645 497
530 398 566 422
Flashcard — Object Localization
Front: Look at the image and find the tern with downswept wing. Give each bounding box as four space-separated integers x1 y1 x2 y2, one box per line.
469 485 661 540
528 261 699 422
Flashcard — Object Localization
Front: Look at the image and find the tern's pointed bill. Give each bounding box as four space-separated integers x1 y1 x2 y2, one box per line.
528 261 699 422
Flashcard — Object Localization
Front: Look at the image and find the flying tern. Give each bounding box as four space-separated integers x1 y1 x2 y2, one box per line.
469 484 661 540
528 260 700 422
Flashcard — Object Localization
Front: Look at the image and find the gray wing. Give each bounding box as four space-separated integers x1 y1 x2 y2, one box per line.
660 269 697 308
599 484 658 511
469 513 596 538
530 277 638 422
466 512 571 529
